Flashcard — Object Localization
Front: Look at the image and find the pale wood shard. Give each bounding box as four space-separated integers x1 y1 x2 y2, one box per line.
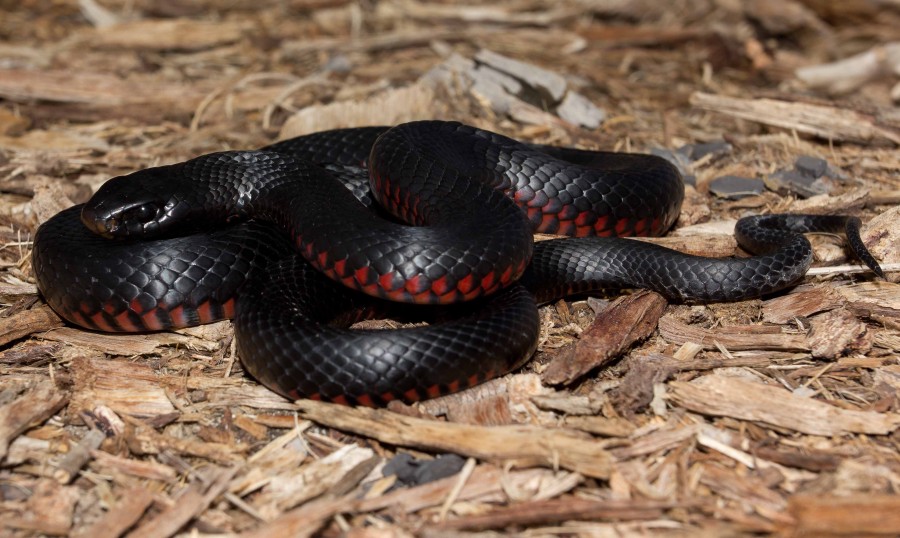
761 286 844 324
86 19 252 50
556 90 607 128
5 435 52 466
563 415 636 437
38 326 220 355
610 424 701 460
0 380 68 461
668 374 900 436
388 0 579 25
698 463 787 517
69 356 178 418
786 494 900 536
796 42 900 95
0 69 205 107
278 82 446 139
836 281 900 318
293 400 614 478
806 309 871 358
658 314 809 351
635 233 738 257
475 49 568 103
690 91 900 145
249 444 376 519
543 290 667 385
429 497 686 531
861 205 900 275
89 449 179 482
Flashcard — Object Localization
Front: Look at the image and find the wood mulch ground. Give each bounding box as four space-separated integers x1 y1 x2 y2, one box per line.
2 1 900 536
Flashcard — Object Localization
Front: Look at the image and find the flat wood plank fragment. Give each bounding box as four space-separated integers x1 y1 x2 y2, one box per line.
610 424 700 460
294 400 613 478
543 290 667 385
668 375 900 436
690 91 900 145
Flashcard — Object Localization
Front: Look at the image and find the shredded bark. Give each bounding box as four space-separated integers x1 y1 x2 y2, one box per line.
1 1 900 535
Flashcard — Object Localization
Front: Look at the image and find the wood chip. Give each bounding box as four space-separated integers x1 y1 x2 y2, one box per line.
786 494 900 536
542 290 667 385
690 91 900 145
668 374 900 436
278 82 445 139
429 497 687 531
762 286 844 324
0 304 64 348
69 356 177 419
658 314 808 351
86 19 252 50
126 466 238 538
0 68 205 107
38 326 219 355
475 49 568 103
807 309 871 358
0 380 68 462
294 399 613 478
70 487 155 538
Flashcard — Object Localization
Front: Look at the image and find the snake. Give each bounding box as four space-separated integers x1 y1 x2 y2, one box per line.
31 121 883 405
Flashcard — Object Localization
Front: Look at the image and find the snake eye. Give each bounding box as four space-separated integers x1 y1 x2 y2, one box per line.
123 203 161 224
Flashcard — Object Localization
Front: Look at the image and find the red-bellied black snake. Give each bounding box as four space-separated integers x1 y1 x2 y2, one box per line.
32 121 883 405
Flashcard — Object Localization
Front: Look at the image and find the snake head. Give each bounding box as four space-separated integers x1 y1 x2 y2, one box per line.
80 165 193 239
81 150 303 239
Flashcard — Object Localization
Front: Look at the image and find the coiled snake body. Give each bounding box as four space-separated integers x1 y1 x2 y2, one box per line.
32 121 882 405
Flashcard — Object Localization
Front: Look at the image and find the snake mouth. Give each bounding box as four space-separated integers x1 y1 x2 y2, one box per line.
81 201 165 239
80 205 118 238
